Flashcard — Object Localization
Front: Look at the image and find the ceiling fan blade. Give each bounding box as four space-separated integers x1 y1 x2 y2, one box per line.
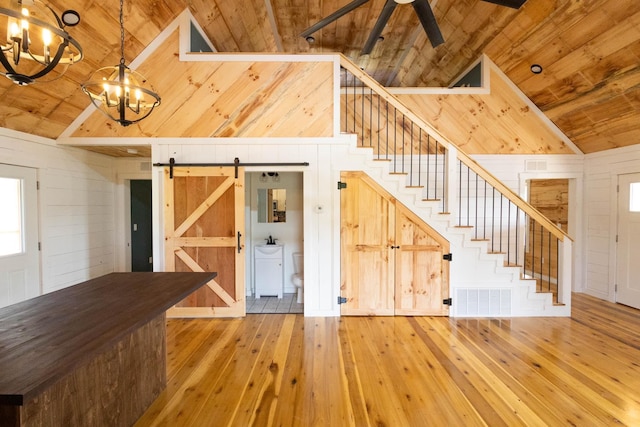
412 0 444 48
301 0 371 38
481 0 527 9
361 0 398 54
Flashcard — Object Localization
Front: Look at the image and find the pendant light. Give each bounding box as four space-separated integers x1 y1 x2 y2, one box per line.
0 0 83 85
81 0 160 127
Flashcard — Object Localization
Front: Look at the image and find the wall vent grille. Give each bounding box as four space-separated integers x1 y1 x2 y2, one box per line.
525 160 547 171
455 289 511 317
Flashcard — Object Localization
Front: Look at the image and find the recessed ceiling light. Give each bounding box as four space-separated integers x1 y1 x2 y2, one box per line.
530 64 543 74
61 10 81 27
305 36 315 43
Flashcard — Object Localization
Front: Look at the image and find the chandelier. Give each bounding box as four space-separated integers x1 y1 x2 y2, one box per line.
0 0 83 85
81 0 160 127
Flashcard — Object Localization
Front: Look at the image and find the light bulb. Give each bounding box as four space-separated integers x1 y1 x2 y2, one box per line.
9 22 20 38
42 29 51 46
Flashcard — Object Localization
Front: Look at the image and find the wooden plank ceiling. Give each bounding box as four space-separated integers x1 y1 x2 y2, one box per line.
1 0 639 155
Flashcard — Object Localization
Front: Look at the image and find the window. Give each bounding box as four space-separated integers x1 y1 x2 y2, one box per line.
631 182 640 212
0 177 23 256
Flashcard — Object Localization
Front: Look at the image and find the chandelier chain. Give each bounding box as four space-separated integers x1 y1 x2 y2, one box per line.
119 0 126 66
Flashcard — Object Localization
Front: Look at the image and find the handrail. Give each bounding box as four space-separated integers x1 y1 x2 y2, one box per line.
339 54 570 242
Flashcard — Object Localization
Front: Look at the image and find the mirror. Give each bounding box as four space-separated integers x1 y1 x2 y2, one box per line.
258 188 286 223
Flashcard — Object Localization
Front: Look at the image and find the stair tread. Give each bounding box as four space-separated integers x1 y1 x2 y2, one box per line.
406 186 424 189
422 198 441 202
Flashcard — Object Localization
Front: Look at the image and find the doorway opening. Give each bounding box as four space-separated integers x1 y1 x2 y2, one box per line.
526 178 570 300
130 180 153 272
244 171 304 314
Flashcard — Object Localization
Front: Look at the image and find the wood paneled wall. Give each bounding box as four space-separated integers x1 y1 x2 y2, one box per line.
397 68 576 155
341 94 447 155
71 31 334 138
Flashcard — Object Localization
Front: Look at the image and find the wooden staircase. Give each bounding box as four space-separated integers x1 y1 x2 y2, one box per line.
337 55 571 317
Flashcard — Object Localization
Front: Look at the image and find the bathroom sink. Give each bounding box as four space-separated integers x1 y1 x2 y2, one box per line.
255 245 283 256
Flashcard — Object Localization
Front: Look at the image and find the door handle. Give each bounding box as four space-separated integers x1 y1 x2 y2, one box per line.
237 231 242 254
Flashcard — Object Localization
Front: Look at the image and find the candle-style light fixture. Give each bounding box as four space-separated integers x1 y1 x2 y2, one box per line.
0 0 83 85
81 0 160 127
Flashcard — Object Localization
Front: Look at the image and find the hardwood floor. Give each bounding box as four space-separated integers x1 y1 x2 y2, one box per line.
135 294 640 426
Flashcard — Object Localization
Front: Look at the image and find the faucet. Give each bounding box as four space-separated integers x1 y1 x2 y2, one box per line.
266 235 277 245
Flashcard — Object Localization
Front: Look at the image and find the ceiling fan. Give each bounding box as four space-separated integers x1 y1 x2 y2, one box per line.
301 0 527 55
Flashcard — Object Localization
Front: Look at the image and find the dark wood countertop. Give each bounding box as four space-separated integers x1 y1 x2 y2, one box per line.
0 272 215 406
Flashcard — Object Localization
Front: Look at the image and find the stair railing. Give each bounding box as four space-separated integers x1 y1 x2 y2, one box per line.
339 54 572 305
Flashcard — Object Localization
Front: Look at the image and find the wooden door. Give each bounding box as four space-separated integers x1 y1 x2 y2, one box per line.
340 172 395 315
130 180 153 272
164 167 245 317
340 171 450 316
616 173 640 309
395 205 450 315
0 164 39 309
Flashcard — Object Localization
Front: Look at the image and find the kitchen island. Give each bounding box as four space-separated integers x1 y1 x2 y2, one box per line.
0 272 215 427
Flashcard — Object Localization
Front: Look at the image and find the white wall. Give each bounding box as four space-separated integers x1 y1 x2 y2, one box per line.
0 129 117 294
583 146 640 301
152 137 348 316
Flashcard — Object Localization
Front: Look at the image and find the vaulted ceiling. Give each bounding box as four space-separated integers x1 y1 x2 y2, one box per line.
1 0 639 154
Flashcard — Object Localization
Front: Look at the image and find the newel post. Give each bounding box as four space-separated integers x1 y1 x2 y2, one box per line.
558 238 573 310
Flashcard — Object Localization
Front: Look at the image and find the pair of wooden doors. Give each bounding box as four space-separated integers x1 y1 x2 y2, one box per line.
164 167 245 317
340 171 450 316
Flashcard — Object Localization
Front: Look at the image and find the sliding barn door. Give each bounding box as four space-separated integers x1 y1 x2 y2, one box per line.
164 167 245 317
340 171 450 316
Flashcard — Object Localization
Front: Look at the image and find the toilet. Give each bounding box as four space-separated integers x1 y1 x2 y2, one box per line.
291 252 304 304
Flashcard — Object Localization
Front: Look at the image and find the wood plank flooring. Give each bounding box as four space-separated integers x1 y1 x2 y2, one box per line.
135 293 640 426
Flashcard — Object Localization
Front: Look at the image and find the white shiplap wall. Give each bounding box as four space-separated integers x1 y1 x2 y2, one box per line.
0 129 117 294
584 146 640 301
